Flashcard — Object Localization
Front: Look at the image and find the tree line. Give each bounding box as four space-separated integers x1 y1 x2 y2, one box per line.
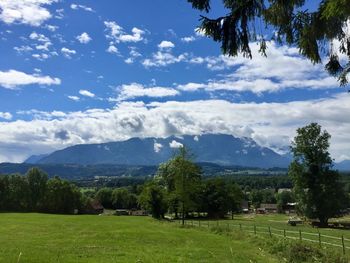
0 169 82 214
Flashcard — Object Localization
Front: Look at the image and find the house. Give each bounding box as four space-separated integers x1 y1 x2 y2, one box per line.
260 203 278 213
115 209 129 216
129 210 148 216
240 200 249 213
284 202 297 214
81 199 104 215
278 188 292 194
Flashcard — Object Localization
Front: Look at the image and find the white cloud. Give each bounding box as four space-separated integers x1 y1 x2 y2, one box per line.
76 32 92 44
154 142 163 153
117 83 180 101
45 24 58 32
0 0 57 26
158 40 175 49
0 70 61 89
169 140 183 149
142 51 188 68
32 53 49 61
179 41 339 93
181 36 196 43
106 45 118 54
0 112 12 120
124 47 142 64
79 89 95 98
14 45 33 53
68 95 80 101
29 32 50 42
104 21 145 43
70 3 94 12
61 47 76 58
0 94 350 162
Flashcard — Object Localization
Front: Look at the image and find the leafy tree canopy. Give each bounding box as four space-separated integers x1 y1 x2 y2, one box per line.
289 123 348 226
188 0 350 85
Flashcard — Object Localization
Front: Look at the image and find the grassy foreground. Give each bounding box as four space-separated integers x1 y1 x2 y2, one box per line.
0 213 279 263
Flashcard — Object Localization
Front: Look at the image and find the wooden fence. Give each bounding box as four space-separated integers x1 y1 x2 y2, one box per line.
176 220 350 254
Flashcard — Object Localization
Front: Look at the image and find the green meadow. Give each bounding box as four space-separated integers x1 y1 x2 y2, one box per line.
0 213 280 263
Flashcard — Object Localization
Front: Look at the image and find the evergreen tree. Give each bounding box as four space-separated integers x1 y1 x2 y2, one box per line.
188 0 350 85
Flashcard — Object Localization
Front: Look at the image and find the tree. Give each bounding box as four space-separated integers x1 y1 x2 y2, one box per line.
111 188 137 209
7 174 30 211
157 146 202 224
0 176 9 211
138 182 168 219
95 188 113 209
276 191 295 213
289 123 347 226
26 168 48 211
202 178 243 218
44 177 82 214
188 0 350 86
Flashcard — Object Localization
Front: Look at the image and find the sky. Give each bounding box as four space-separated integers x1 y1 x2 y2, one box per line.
0 0 349 163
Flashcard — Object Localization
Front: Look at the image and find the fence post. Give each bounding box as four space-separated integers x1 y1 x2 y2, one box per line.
299 230 302 241
342 235 346 255
284 229 286 238
254 225 257 235
318 232 321 247
239 223 242 231
268 226 272 238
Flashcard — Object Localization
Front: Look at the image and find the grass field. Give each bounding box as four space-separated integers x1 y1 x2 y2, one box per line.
184 214 350 251
0 213 281 263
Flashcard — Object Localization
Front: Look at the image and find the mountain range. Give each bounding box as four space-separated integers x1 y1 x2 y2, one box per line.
25 134 291 169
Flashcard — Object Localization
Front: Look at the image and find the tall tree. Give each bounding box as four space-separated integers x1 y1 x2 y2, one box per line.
26 168 48 211
289 123 347 226
158 146 202 224
138 182 168 219
202 178 243 218
187 0 350 86
44 177 82 214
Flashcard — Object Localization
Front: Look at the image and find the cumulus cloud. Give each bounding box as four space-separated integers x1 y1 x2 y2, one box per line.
142 52 188 68
68 95 80 101
117 83 180 101
106 45 118 54
169 140 183 149
79 89 95 98
0 0 57 26
104 21 145 43
76 32 91 44
178 41 339 93
0 70 61 89
61 47 76 58
124 47 142 64
0 94 350 162
0 112 12 120
70 3 94 12
154 142 163 153
158 40 175 49
181 36 196 43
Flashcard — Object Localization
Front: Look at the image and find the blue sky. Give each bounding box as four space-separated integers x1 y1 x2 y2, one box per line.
0 0 349 163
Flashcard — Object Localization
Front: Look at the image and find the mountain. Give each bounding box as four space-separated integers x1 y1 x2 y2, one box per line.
335 160 350 171
24 154 50 164
31 134 291 169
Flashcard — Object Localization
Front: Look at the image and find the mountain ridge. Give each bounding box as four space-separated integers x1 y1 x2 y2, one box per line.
27 134 291 169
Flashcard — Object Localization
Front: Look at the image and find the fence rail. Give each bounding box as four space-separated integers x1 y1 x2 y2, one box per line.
176 220 349 254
